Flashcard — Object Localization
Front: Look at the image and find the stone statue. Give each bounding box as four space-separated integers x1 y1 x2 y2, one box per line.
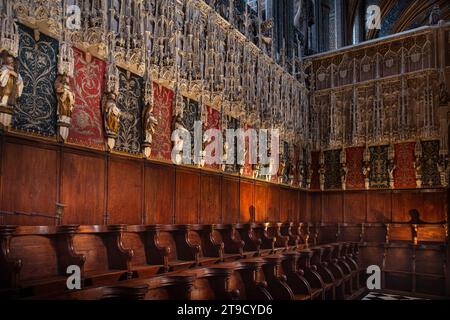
363 162 371 190
439 81 449 105
294 0 315 54
277 159 286 184
341 162 348 190
319 163 326 191
429 4 441 25
252 163 261 179
437 158 448 188
0 53 23 129
54 73 75 142
142 101 158 158
55 73 75 118
102 92 122 151
413 157 422 188
388 160 396 189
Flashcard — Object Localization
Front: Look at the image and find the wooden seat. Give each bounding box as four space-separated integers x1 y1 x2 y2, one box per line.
157 225 199 271
74 225 133 287
123 226 167 278
234 224 262 257
214 224 245 260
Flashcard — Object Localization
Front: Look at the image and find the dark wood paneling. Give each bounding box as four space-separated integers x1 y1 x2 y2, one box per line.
421 190 447 222
392 190 423 222
61 151 105 225
266 185 280 222
144 163 175 224
279 188 291 222
322 192 344 224
107 158 143 225
175 168 200 224
310 192 322 223
239 179 254 223
299 191 310 222
1 142 58 225
367 190 392 223
343 191 366 223
221 176 239 224
254 183 267 222
200 172 221 224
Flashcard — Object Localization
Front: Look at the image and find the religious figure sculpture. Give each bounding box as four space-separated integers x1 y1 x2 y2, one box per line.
318 163 326 191
252 163 261 179
388 160 396 189
172 112 188 165
142 101 158 159
429 4 441 25
414 140 423 188
54 73 75 142
363 145 371 190
437 157 448 188
341 162 348 191
0 53 23 129
276 159 285 184
102 91 122 151
294 0 315 54
439 80 449 105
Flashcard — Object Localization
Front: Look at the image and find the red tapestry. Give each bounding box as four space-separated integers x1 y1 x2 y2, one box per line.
151 83 174 161
242 123 254 177
204 106 221 170
310 151 320 190
68 48 106 149
346 147 365 190
394 142 416 188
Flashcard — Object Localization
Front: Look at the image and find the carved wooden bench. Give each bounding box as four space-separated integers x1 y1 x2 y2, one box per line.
0 225 85 297
281 251 317 300
251 223 276 255
233 259 273 300
260 255 295 300
267 223 290 252
297 249 328 300
234 224 262 257
188 224 224 265
214 224 245 261
157 225 199 271
123 225 169 279
280 222 301 249
74 225 133 287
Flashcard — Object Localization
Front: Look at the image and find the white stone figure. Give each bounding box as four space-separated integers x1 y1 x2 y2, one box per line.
142 101 158 159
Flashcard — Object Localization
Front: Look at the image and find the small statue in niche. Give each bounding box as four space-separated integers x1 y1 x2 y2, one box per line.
54 73 75 142
289 162 296 186
362 162 371 190
172 112 188 165
252 163 261 179
437 156 448 188
277 159 286 184
341 162 348 190
102 91 122 151
0 52 23 129
388 160 396 189
439 80 449 105
142 101 158 159
318 163 326 191
429 4 441 25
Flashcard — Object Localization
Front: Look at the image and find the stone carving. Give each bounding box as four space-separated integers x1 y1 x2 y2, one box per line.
54 73 75 141
0 52 23 129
